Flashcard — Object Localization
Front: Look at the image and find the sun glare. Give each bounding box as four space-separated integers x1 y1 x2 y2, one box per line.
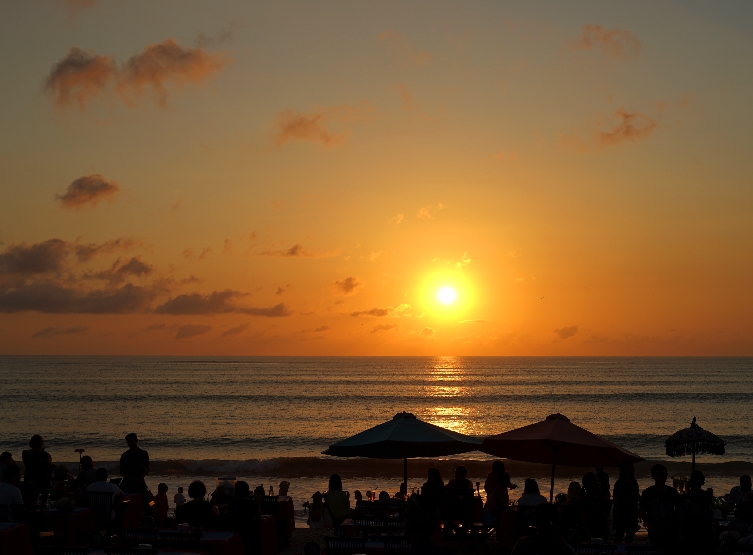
438 287 457 304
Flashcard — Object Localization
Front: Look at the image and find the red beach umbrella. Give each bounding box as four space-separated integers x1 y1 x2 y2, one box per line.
480 413 644 501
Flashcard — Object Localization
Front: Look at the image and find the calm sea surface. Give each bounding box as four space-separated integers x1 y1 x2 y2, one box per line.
2 356 751 463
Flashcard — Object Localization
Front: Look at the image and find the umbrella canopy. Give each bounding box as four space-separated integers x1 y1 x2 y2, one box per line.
665 417 725 470
480 413 644 501
323 411 482 489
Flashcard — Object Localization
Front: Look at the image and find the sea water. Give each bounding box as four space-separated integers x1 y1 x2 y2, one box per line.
1 356 751 516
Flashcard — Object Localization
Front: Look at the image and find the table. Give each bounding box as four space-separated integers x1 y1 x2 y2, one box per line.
260 514 279 555
42 507 94 547
0 522 33 555
278 496 295 535
200 530 244 555
123 493 146 529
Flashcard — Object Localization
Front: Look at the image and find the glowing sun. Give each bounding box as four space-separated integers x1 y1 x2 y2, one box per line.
437 287 457 304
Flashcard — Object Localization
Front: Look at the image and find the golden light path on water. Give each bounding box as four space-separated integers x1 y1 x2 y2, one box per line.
423 356 477 436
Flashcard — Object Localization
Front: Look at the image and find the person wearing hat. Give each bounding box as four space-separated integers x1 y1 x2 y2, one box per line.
119 433 150 495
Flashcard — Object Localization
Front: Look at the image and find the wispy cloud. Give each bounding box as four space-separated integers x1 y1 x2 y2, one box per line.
31 325 88 339
333 276 362 295
456 252 471 269
92 257 152 285
175 324 211 339
351 307 392 317
45 47 117 109
0 239 70 276
273 102 374 147
563 107 658 152
220 323 249 337
378 30 431 66
54 0 97 16
417 203 444 219
56 174 120 209
0 282 157 313
554 325 579 340
258 244 341 258
459 319 486 324
371 323 399 334
569 24 640 62
45 39 227 109
420 327 436 337
154 290 291 317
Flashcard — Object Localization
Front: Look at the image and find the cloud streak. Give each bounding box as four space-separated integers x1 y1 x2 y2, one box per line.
0 282 157 313
334 277 362 295
273 102 374 147
154 290 291 317
563 107 658 152
56 174 120 209
351 307 392 317
554 325 579 340
46 39 227 109
570 24 640 62
175 324 211 339
257 244 341 259
371 323 398 334
31 325 88 339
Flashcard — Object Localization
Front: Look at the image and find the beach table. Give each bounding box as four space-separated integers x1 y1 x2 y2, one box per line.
199 530 244 555
42 507 94 547
0 522 33 555
123 493 146 528
260 514 279 555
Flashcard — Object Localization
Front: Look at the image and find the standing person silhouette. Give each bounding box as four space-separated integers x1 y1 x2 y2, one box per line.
119 433 150 496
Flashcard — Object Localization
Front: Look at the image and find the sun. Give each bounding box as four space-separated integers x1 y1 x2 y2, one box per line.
437 287 457 305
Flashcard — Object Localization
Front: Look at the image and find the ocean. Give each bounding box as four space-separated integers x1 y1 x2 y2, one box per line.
2 356 752 516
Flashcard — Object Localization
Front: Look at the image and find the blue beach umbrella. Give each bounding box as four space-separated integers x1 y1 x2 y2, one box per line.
665 417 725 470
323 411 483 490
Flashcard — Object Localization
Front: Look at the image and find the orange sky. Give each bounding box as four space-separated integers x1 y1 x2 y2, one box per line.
1 1 752 355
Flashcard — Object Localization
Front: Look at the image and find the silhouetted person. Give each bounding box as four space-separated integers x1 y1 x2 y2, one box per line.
558 481 582 539
482 470 510 527
227 481 261 552
119 433 149 495
511 503 574 555
679 470 715 552
0 465 23 520
76 455 97 490
640 463 679 548
578 472 608 540
421 468 445 509
613 461 640 543
87 468 124 498
174 486 186 508
154 483 169 525
595 467 610 499
22 434 53 489
0 452 18 483
517 478 548 507
729 475 752 507
484 460 516 496
324 474 351 526
405 493 449 555
50 465 73 501
445 465 474 530
178 480 219 528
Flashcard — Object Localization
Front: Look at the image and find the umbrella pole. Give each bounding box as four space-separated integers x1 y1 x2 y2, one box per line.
549 450 557 502
692 443 696 471
404 457 408 492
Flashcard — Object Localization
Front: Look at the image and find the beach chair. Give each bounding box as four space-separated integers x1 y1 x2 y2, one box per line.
574 544 616 554
157 530 202 550
119 528 158 547
384 538 411 555
625 546 666 555
354 516 384 534
86 491 115 531
324 536 367 555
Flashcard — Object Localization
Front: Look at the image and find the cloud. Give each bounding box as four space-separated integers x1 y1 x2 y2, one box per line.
459 319 486 324
394 84 418 111
420 327 436 337
55 0 98 16
554 325 579 340
175 324 211 339
351 307 392 317
378 30 431 66
563 107 658 151
220 323 249 337
0 239 70 276
31 325 88 339
313 325 330 332
334 276 362 295
456 252 471 269
93 257 153 284
154 290 291 317
46 39 227 109
195 24 236 48
273 102 374 147
56 174 120 209
388 213 404 225
45 47 117 109
371 323 399 334
117 38 227 107
258 244 341 258
570 24 640 62
0 282 157 313
417 203 444 219
145 324 167 331
74 237 140 261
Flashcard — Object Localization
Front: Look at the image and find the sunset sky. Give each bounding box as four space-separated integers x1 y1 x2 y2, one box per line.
1 1 752 355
